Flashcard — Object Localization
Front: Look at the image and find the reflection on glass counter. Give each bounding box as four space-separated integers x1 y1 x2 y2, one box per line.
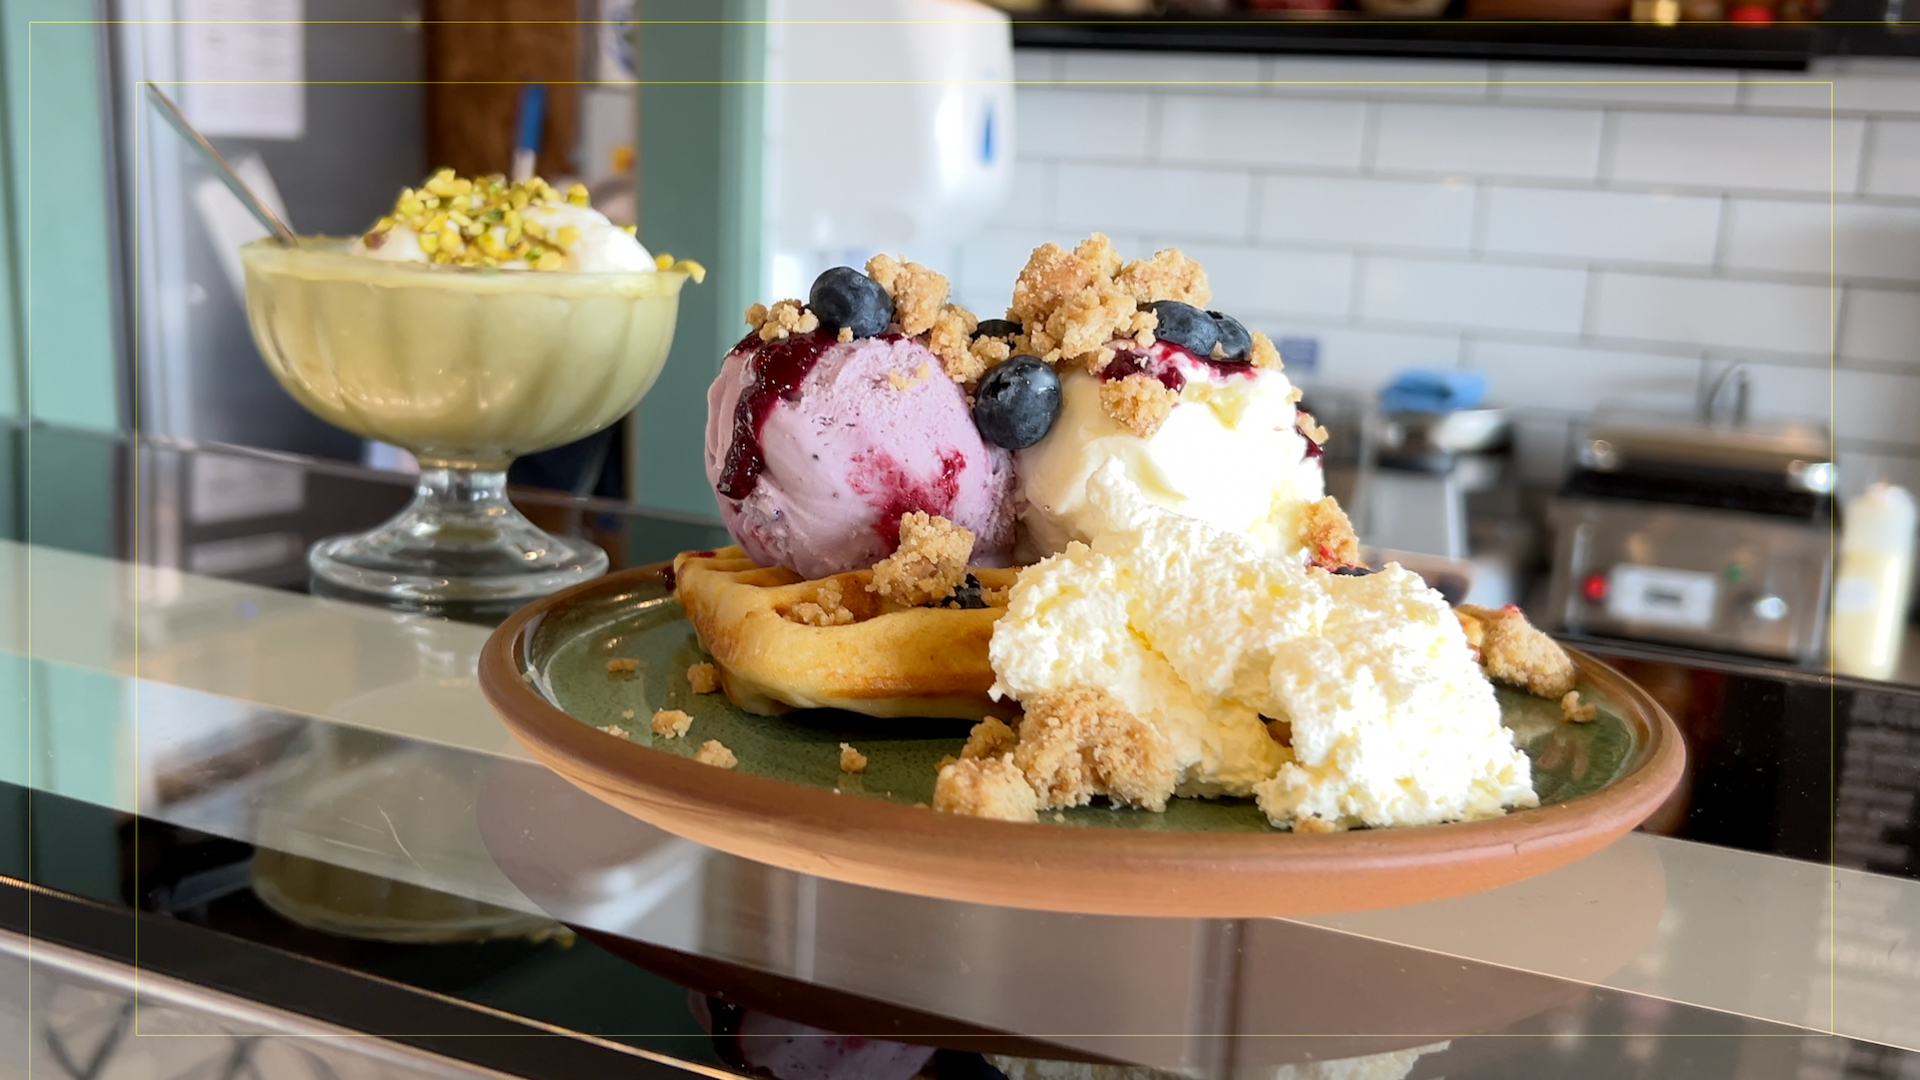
4 422 1920 1079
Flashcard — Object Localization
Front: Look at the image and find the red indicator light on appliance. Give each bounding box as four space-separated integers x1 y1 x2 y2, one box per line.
1582 573 1608 602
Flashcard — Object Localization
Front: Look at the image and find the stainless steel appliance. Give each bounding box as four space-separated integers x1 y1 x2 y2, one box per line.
1545 403 1834 663
1363 407 1511 561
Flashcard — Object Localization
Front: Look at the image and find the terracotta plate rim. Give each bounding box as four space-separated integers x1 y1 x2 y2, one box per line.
480 563 1687 887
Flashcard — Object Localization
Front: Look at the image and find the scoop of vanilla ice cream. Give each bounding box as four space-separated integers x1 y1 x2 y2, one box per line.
990 462 1536 826
1017 346 1323 560
352 202 652 272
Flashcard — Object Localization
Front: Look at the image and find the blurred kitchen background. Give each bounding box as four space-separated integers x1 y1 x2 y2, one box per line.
2 0 1915 678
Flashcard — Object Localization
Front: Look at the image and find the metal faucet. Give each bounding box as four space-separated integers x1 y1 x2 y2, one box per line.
1701 363 1751 427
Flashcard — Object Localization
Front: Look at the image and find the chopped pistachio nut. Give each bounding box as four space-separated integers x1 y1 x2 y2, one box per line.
361 168 610 271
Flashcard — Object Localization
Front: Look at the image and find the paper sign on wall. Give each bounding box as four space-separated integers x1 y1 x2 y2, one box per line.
180 0 305 140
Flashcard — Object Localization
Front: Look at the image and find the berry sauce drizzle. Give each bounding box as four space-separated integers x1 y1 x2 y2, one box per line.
1097 340 1260 393
716 329 836 501
851 448 966 548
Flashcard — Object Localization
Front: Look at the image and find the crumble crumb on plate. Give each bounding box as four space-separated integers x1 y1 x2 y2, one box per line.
961 716 1018 761
839 742 868 773
694 740 737 769
933 755 1038 822
1014 686 1179 812
652 708 693 739
686 662 720 694
1562 690 1598 723
1457 604 1579 699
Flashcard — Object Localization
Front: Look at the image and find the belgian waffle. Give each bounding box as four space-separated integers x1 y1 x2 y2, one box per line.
671 547 1022 720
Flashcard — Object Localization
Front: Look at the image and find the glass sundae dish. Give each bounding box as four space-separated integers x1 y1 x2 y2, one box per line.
240 171 699 605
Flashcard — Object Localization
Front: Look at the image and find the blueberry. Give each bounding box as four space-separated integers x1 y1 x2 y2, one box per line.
1331 565 1376 576
1209 311 1252 363
972 355 1061 450
1145 300 1219 358
939 573 991 610
808 267 893 338
972 318 1022 340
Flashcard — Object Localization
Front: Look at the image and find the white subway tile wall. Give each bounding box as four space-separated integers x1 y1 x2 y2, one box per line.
1865 121 1920 198
967 53 1920 490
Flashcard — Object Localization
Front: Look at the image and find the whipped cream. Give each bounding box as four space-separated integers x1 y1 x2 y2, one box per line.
1016 344 1323 560
990 463 1536 827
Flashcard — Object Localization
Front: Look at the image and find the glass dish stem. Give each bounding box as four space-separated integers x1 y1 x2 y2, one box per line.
308 463 609 604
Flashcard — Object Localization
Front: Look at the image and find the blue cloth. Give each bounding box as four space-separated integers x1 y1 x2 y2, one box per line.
1378 369 1487 415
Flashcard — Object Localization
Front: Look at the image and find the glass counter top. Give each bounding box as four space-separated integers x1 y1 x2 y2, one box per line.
3 422 1918 1080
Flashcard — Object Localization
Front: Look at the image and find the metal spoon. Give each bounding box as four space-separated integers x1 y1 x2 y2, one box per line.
143 83 299 247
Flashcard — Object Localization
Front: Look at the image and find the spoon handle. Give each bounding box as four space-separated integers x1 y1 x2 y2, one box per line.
143 84 300 247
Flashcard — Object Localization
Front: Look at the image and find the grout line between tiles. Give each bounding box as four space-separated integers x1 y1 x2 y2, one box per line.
1856 118 1881 201
1469 181 1491 255
1359 101 1382 175
1144 91 1164 166
1596 109 1621 184
1711 195 1736 272
1012 151 1920 208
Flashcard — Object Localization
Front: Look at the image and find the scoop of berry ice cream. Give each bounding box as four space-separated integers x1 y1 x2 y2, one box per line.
705 329 1016 579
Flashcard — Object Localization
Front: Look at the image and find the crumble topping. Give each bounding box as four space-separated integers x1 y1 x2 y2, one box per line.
1007 237 1136 366
839 742 869 773
1008 241 1093 329
1294 814 1339 834
867 512 974 608
1049 280 1140 365
605 658 640 675
787 579 856 626
865 253 949 336
1005 235 1226 377
969 335 1012 374
1457 604 1579 699
1562 690 1598 723
933 755 1039 822
1297 409 1329 446
927 304 987 385
1074 232 1124 279
886 362 933 392
1129 308 1159 345
837 326 854 343
961 716 1019 760
1081 346 1118 376
1012 686 1179 812
1304 497 1362 570
652 708 693 739
1113 247 1210 308
747 298 818 341
686 662 720 694
597 724 626 738
1286 385 1304 403
1249 330 1282 371
1099 373 1177 439
694 739 738 768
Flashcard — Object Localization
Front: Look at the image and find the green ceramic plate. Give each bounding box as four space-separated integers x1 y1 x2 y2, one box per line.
483 564 1686 917
522 572 1634 832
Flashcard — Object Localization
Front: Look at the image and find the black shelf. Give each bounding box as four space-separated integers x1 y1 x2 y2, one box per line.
1010 14 1920 69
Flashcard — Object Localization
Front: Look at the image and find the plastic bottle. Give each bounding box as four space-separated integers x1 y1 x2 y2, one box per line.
1831 483 1917 680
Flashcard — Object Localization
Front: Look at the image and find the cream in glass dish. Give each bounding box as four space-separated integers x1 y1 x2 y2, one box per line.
241 170 703 605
